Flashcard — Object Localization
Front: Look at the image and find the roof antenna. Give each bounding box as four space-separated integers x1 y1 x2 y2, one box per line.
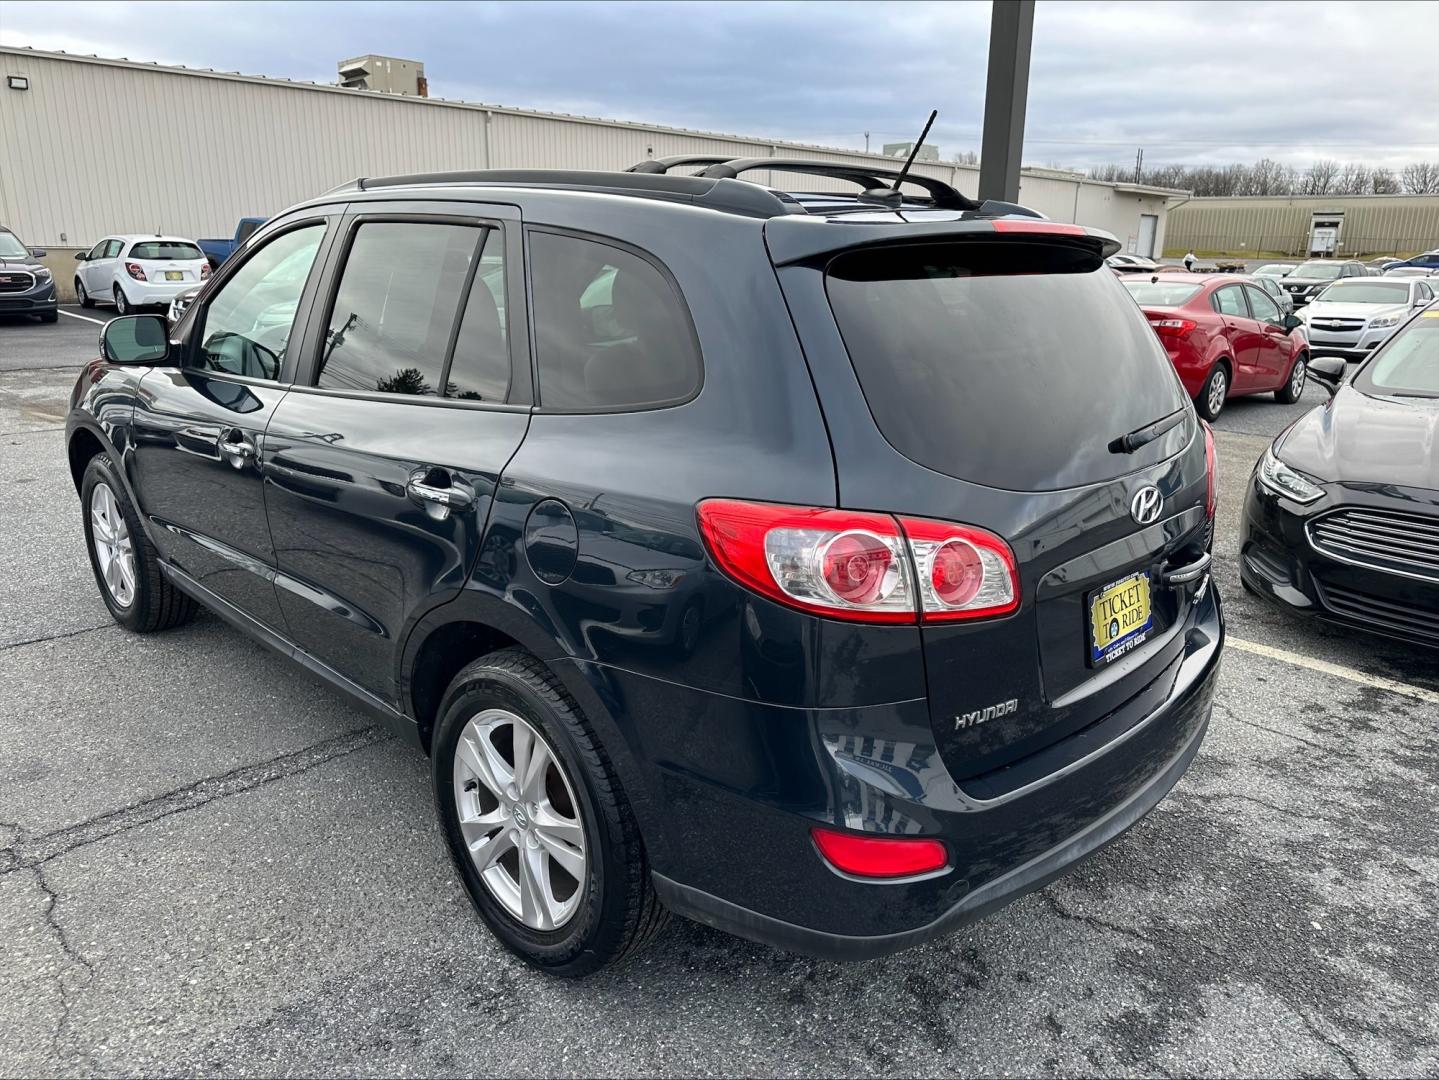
861 109 937 209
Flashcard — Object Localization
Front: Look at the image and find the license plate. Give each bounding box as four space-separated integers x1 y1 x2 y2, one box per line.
165 271 183 281
1088 571 1153 666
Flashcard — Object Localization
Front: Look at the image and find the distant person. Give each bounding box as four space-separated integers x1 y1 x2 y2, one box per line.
1183 251 1197 272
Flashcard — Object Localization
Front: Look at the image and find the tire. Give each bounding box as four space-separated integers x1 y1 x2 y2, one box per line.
1275 352 1307 404
432 648 667 976
39 310 59 323
80 454 195 633
1195 363 1229 421
75 278 94 308
113 285 131 315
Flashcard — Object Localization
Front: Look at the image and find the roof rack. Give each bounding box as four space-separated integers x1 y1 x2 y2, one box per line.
625 155 735 175
695 157 979 211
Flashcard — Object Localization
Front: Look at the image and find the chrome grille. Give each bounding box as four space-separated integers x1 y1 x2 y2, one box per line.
1308 508 1439 581
0 271 35 293
1309 318 1364 332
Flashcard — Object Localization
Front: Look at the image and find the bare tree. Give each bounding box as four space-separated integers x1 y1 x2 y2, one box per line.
1302 159 1341 195
1370 166 1401 194
1401 162 1439 194
1336 162 1371 195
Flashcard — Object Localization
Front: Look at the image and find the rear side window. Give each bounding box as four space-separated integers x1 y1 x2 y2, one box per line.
529 231 701 410
318 222 487 397
825 241 1186 490
130 241 204 260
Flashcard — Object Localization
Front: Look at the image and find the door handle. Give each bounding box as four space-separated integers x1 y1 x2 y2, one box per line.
219 429 256 469
407 469 475 520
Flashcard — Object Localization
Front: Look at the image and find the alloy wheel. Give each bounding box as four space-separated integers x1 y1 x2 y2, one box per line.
90 482 136 607
1290 358 1306 398
452 708 587 931
1208 370 1227 416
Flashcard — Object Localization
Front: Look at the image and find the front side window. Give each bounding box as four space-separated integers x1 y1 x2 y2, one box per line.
1246 286 1280 323
529 231 701 410
1213 286 1248 317
197 224 325 380
317 221 484 397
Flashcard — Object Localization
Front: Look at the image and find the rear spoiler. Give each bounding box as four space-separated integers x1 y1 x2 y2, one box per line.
764 217 1122 267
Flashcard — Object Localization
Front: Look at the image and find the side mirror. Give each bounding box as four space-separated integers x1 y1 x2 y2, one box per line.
74 251 88 261
1308 355 1346 394
101 315 170 365
29 246 46 257
1283 314 1303 331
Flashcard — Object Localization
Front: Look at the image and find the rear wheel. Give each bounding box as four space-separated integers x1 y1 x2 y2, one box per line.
1196 363 1228 421
75 278 94 308
113 285 131 315
1275 352 1307 404
80 454 195 632
432 648 667 976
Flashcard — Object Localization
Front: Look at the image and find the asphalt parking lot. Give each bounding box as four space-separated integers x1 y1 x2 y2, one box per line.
1 314 1436 1078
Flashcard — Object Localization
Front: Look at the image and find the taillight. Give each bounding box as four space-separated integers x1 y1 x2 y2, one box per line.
811 826 948 879
200 263 211 280
991 219 1085 238
125 262 147 281
695 499 1020 624
1202 421 1217 520
1147 316 1197 337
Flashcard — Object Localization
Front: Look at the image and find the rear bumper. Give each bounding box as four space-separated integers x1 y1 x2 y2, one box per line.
123 280 199 305
602 583 1222 960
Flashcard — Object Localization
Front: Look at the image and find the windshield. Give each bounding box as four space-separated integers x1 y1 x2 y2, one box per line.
1313 282 1410 304
0 232 29 259
1355 315 1439 397
1291 263 1343 280
1122 280 1202 306
130 241 204 260
1254 264 1294 276
826 240 1186 491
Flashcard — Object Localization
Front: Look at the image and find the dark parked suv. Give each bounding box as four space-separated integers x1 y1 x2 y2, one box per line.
66 159 1223 975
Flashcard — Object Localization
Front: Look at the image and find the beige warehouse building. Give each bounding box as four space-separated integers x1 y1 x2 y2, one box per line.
1166 194 1439 258
1 45 1187 298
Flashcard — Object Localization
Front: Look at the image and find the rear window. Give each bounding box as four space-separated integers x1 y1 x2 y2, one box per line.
826 241 1186 490
1121 280 1202 306
129 241 203 260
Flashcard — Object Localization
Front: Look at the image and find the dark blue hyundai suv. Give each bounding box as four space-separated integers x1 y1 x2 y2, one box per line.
65 158 1223 975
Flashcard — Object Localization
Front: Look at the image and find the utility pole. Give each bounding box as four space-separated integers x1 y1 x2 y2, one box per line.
1134 147 1143 184
978 0 1036 203
864 130 871 153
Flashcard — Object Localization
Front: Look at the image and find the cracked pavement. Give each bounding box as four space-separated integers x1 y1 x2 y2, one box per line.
1 355 1436 1077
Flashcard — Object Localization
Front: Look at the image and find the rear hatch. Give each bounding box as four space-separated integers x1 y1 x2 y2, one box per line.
769 219 1214 792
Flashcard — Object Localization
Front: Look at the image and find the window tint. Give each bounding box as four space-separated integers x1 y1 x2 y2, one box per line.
235 220 263 245
1212 286 1248 316
529 231 701 409
447 240 510 402
1246 286 1280 323
129 241 204 261
197 224 325 380
318 222 482 396
825 242 1186 490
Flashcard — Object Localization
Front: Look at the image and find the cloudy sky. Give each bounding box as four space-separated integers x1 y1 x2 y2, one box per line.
3 0 1436 171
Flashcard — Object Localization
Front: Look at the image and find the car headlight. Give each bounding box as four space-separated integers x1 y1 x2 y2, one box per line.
34 267 52 283
1257 447 1324 504
1368 314 1401 329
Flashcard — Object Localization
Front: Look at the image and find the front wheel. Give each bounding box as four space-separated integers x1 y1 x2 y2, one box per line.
432 649 667 976
1195 364 1228 421
1275 353 1307 404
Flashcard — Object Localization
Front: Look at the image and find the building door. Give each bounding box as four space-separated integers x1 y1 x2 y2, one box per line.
1136 214 1158 257
1309 214 1343 255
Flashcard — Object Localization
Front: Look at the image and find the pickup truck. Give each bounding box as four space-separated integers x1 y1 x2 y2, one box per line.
197 216 267 268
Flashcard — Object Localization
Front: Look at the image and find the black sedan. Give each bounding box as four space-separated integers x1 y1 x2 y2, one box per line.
1240 304 1439 648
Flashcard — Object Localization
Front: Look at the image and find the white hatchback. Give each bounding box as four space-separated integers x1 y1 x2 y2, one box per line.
73 235 210 314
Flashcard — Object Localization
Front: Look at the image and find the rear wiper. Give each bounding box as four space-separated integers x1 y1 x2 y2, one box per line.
1109 409 1187 454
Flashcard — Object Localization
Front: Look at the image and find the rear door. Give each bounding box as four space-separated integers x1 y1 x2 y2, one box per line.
260 202 531 704
129 216 337 628
1212 283 1263 388
770 225 1212 785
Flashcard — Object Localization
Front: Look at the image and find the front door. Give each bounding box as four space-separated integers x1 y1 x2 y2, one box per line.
261 206 531 704
128 219 335 628
1243 283 1292 390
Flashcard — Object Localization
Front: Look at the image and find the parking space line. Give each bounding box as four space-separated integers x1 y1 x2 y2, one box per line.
1228 637 1439 707
59 309 106 326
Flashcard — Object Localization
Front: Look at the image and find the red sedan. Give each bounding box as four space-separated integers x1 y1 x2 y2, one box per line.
1121 274 1310 420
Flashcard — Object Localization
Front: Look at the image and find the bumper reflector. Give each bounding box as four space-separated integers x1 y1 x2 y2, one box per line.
810 827 948 878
